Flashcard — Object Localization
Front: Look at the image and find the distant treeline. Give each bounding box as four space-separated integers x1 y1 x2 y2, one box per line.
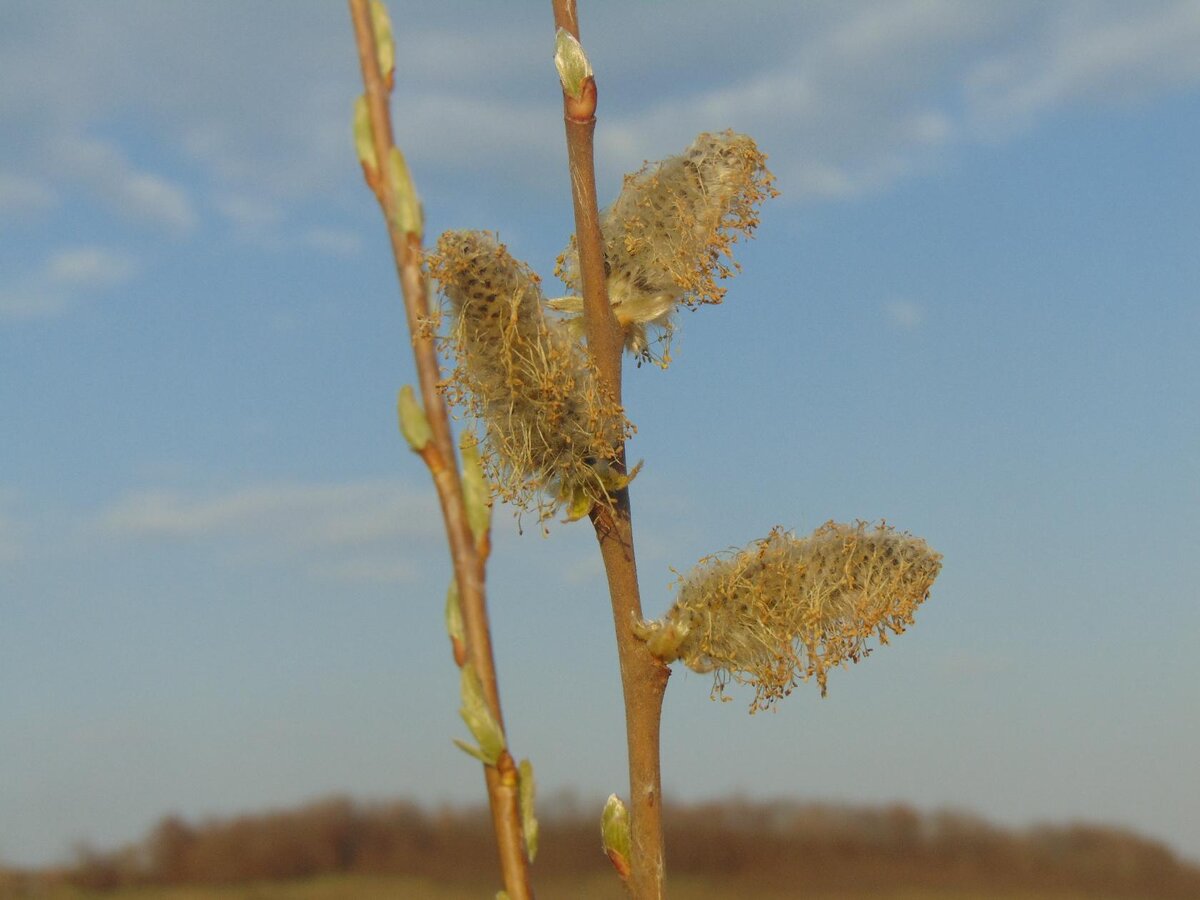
19 795 1200 896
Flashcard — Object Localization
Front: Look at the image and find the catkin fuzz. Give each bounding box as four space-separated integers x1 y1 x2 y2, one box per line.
429 231 630 520
636 522 942 711
555 130 777 362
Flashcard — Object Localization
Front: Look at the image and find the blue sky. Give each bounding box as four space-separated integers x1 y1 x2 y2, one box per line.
2 0 1198 869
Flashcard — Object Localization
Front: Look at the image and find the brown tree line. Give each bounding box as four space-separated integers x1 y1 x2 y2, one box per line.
36 796 1200 897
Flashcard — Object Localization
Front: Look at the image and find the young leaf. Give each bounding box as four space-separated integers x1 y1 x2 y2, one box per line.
352 95 377 175
459 664 506 766
452 738 491 765
601 793 632 879
518 759 539 862
553 28 591 100
459 432 492 545
367 0 395 86
397 385 432 451
386 147 423 238
444 580 466 667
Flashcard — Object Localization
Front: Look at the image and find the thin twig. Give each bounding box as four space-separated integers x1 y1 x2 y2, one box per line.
346 3 534 897
550 2 670 897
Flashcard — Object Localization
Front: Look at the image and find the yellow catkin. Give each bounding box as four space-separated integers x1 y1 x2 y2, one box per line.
635 522 942 711
555 130 778 362
428 231 631 520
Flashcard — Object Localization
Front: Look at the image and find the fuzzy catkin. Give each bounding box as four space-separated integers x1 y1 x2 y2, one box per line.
636 522 942 711
429 231 630 519
555 130 777 362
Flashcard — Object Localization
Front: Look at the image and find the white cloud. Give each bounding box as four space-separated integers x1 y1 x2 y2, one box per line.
0 4 354 198
593 0 1007 200
596 1 1200 203
215 193 283 231
1 0 1199 233
966 1 1200 130
214 193 361 256
560 553 606 586
97 479 442 585
99 480 436 540
301 227 362 257
0 172 57 218
55 135 196 232
213 192 284 241
0 288 66 319
308 557 418 585
884 299 924 330
394 93 562 184
46 247 137 287
599 1 1200 203
0 246 138 319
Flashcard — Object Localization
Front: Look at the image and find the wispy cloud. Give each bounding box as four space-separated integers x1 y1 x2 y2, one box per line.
55 135 197 232
46 247 137 287
596 1 1200 202
214 192 283 237
594 0 1010 199
560 553 606 587
884 299 925 330
0 172 57 219
214 192 361 256
97 479 442 584
307 557 418 585
0 246 138 319
965 1 1200 130
2 2 1199 232
300 227 362 258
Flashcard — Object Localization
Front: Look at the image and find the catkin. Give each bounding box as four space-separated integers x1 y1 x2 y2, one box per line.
636 522 942 711
555 130 777 362
429 231 631 519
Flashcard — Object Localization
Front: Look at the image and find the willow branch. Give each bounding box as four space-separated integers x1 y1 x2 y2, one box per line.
551 3 670 898
347 3 533 897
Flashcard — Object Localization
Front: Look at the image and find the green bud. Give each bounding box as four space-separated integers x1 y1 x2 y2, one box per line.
368 0 395 84
496 893 511 900
562 485 592 523
554 28 592 100
397 385 432 451
457 663 506 766
353 95 377 174
444 580 465 657
601 793 631 878
459 432 492 545
518 759 539 862
595 459 643 494
452 738 492 765
386 147 423 238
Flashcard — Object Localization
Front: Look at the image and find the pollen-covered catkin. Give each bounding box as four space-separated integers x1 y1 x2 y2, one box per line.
429 231 631 519
554 130 777 362
635 522 942 711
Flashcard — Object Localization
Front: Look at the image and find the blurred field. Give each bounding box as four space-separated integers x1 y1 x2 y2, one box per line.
4 796 1197 899
5 875 1168 900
